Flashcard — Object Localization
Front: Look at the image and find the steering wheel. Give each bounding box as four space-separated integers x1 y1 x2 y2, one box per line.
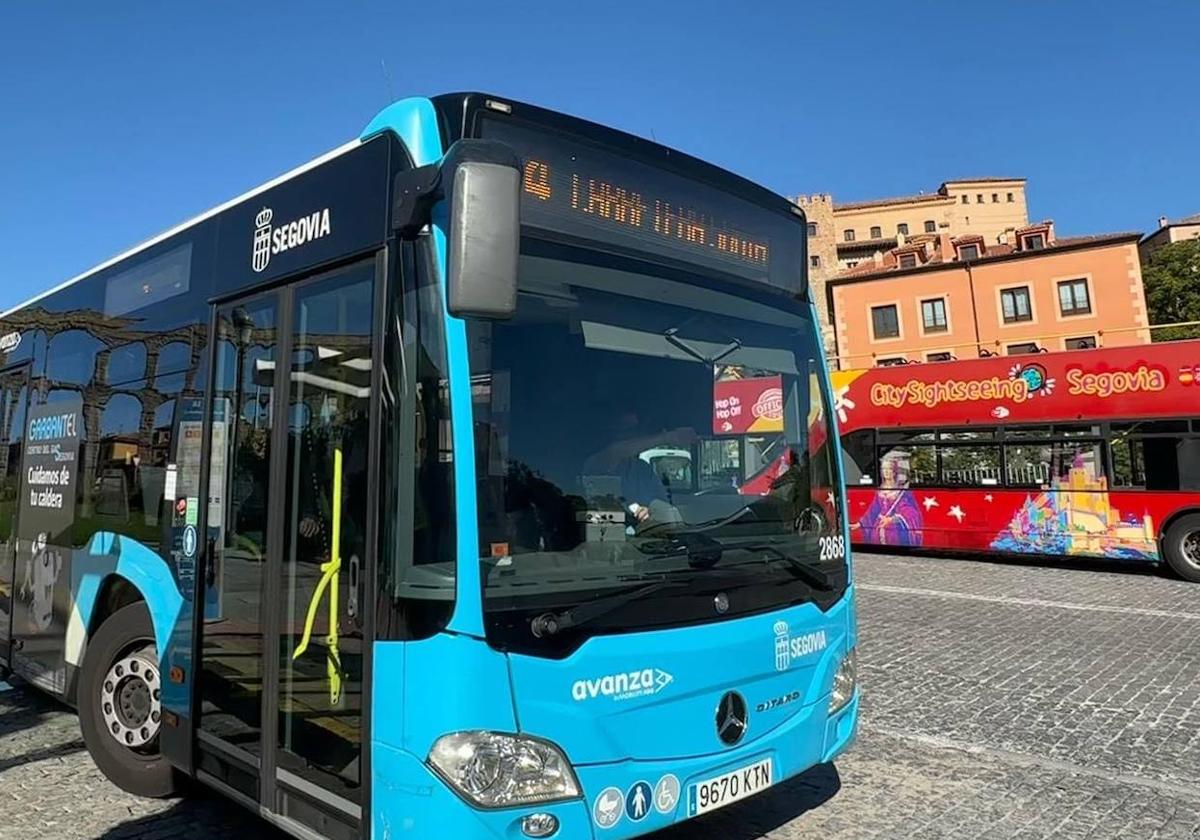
795 506 829 535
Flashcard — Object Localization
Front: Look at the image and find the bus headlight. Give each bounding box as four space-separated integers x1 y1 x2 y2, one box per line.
428 731 581 808
829 648 857 714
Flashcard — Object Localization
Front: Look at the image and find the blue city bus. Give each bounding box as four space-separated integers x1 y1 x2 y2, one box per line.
0 93 857 839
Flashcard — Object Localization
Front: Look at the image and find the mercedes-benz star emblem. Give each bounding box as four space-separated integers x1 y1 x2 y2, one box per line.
714 592 729 614
716 691 748 746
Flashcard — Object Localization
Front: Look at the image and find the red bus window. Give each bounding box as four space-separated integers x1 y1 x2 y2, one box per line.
1111 436 1145 488
940 445 1001 486
876 446 937 488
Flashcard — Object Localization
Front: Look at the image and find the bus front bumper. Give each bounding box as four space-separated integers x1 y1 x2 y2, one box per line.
372 690 858 839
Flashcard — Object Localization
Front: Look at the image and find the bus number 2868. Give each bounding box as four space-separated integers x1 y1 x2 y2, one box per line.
819 535 845 561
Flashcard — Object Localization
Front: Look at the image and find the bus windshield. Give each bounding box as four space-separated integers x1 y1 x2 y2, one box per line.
469 240 846 656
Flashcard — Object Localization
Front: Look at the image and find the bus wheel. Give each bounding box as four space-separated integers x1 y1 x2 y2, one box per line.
1163 514 1200 584
78 602 178 798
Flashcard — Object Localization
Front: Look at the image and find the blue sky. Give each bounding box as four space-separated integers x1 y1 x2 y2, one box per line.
2 2 1198 311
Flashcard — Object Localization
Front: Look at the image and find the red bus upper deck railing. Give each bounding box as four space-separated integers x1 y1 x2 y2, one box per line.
825 320 1200 369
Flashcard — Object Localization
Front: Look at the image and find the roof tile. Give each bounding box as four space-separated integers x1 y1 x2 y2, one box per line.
939 177 1026 185
834 229 1138 281
834 193 950 212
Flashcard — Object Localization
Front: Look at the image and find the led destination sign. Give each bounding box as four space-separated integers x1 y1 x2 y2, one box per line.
522 159 769 265
480 117 803 289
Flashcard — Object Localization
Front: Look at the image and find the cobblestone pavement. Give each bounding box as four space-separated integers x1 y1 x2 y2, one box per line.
3 551 1199 839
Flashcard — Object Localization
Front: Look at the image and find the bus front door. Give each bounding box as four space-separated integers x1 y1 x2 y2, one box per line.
197 259 378 839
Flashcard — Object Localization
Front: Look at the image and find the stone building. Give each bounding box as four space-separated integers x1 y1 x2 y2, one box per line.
1140 212 1200 263
794 193 837 341
795 178 1029 350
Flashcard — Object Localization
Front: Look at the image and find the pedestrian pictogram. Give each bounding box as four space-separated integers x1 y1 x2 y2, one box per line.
626 781 652 821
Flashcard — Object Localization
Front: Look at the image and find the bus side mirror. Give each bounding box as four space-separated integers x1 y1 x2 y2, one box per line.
444 140 520 320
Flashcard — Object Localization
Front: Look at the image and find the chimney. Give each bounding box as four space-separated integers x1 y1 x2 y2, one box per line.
1159 215 1169 229
872 249 884 267
938 232 954 259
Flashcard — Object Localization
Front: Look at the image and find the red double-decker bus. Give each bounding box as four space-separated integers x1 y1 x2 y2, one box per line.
832 341 1200 581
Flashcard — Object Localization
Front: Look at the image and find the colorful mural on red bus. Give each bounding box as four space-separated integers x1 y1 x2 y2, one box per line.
832 340 1200 580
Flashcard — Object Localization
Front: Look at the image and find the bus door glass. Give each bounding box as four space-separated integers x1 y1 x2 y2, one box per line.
274 263 374 815
198 294 279 769
197 259 376 835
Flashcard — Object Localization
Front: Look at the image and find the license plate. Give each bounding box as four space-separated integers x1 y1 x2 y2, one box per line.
688 758 773 816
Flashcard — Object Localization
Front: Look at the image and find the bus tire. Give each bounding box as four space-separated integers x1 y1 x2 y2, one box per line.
78 602 178 798
1163 514 1200 584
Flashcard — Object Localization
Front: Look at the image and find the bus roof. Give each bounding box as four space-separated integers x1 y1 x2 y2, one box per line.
833 340 1200 432
432 92 801 221
6 92 810 321
1 138 362 320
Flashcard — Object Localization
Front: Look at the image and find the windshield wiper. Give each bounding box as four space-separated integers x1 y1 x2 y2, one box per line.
638 506 753 537
528 580 688 637
645 530 832 589
641 537 835 592
736 543 836 591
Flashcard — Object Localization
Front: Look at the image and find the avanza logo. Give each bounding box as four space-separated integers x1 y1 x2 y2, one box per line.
571 668 674 702
251 206 332 273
